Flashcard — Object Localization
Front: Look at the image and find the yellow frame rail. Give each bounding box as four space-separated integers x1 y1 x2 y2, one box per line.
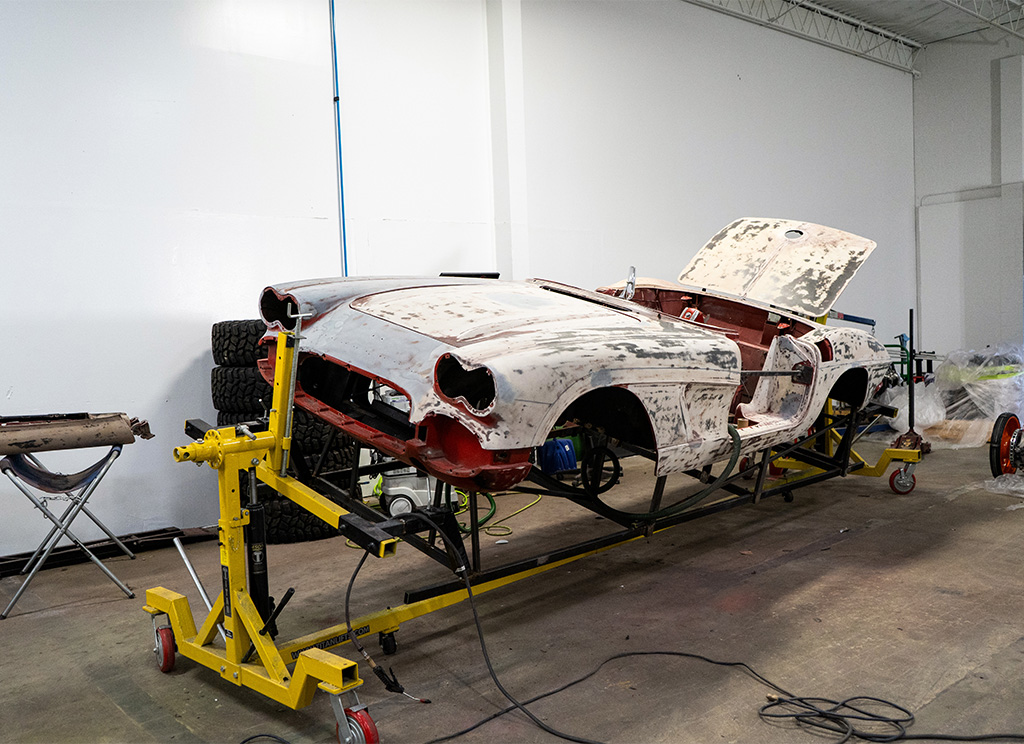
773 403 922 486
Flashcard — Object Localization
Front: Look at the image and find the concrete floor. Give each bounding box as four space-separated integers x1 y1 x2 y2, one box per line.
2 443 1024 743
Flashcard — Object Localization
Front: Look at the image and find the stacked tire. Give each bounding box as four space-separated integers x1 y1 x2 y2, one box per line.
211 320 356 543
211 319 273 412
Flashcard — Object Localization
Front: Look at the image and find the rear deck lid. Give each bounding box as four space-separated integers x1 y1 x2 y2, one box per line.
677 218 876 318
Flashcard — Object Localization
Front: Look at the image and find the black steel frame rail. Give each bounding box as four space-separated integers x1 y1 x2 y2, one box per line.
308 403 874 607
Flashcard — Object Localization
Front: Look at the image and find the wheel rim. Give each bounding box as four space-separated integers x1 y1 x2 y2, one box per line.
999 417 1020 474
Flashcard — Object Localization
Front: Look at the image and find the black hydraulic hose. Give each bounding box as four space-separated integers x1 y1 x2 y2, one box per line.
344 552 430 703
405 511 602 744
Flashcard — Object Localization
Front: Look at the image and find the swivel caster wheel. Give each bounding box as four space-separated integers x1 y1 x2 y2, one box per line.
336 705 379 744
155 625 176 673
782 491 794 503
889 468 916 494
379 631 398 656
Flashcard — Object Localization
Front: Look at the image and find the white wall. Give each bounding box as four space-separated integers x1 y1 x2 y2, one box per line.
918 189 1024 353
517 1 915 342
0 1 341 555
334 1 496 276
914 32 1024 353
914 32 1020 197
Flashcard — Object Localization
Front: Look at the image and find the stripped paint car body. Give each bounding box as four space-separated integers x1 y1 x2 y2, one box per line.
257 218 891 492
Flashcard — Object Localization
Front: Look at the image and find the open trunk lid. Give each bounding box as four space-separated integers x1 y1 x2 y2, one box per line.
677 218 876 318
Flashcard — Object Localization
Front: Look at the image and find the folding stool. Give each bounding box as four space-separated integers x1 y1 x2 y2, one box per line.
0 412 152 619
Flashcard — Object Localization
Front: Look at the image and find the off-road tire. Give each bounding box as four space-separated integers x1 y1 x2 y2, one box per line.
212 319 267 366
211 366 273 412
211 317 354 543
216 410 268 429
291 410 356 471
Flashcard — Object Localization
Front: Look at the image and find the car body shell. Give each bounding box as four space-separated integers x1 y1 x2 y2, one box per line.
257 219 891 491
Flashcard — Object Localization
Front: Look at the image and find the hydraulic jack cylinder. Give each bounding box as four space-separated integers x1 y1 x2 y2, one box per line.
245 469 274 635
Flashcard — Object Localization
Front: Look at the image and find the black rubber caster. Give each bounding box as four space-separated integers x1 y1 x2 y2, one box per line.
379 631 397 656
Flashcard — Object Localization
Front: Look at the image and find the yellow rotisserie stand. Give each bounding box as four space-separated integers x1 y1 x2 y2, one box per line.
141 331 626 742
143 331 391 742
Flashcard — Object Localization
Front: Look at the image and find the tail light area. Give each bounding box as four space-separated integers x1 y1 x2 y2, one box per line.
434 354 496 414
418 414 494 470
417 414 531 490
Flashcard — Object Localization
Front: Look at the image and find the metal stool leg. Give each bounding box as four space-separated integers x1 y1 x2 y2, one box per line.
21 499 77 575
19 496 133 575
1 451 134 619
2 481 134 618
20 452 135 567
77 503 136 559
19 454 90 574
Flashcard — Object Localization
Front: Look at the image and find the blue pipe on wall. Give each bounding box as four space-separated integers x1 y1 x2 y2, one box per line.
329 0 349 276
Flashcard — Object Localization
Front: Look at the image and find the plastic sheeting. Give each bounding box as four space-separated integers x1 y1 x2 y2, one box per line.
879 382 945 435
919 418 993 449
910 345 1024 449
984 473 1024 502
935 345 1024 420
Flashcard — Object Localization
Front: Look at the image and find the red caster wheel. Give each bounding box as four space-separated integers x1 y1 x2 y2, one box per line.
990 412 1021 477
889 468 916 494
155 625 176 673
337 706 379 744
738 457 753 480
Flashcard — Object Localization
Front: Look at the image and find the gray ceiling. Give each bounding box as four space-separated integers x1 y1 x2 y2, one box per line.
815 0 1016 46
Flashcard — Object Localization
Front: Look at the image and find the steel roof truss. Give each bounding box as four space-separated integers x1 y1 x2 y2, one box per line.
936 0 1024 41
681 0 921 73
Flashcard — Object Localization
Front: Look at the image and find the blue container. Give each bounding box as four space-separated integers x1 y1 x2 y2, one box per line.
537 438 577 474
